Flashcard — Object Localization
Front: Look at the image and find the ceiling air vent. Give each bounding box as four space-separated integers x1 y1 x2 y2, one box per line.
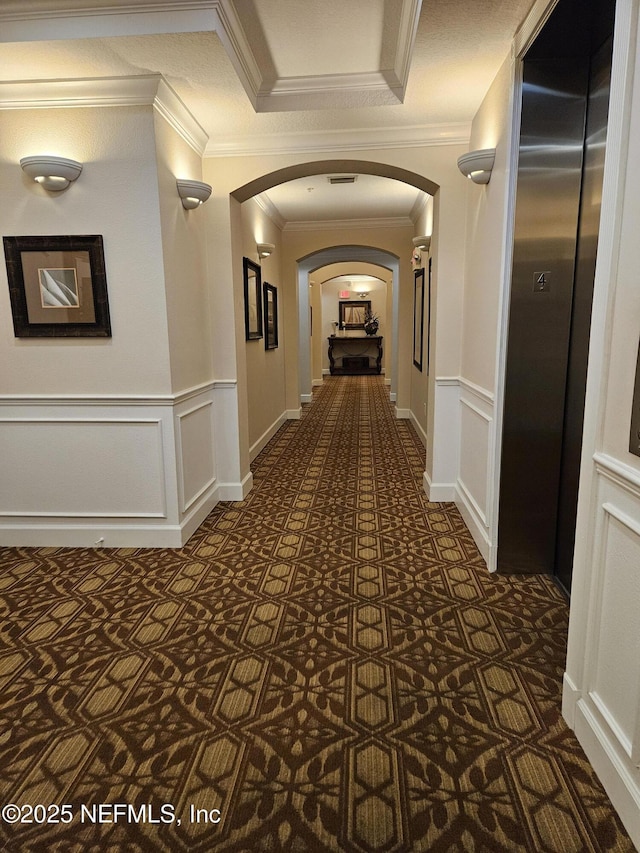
328 175 358 185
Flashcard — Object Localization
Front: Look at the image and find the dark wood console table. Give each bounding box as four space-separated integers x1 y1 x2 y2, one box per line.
327 336 383 375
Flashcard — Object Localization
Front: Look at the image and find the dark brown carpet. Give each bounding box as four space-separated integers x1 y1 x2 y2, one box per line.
0 377 633 852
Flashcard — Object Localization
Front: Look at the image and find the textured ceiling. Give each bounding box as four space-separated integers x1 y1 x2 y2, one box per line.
0 0 533 222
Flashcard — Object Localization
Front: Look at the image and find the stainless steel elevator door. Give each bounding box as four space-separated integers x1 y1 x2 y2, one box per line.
498 59 589 575
497 15 613 583
554 38 612 593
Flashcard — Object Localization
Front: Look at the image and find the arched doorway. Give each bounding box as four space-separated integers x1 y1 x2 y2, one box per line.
296 246 399 404
231 158 438 413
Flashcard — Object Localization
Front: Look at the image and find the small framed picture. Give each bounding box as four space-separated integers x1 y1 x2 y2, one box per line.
3 235 111 337
413 267 425 371
243 257 263 340
264 282 278 350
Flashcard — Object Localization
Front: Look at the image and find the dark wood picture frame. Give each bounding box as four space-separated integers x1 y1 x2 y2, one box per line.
243 256 263 340
413 267 425 371
339 299 371 329
263 282 278 350
3 234 111 338
426 257 432 375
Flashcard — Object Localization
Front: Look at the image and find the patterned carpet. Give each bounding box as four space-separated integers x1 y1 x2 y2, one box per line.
0 376 634 852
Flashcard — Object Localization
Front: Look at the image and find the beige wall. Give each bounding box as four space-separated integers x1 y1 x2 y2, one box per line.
241 198 286 453
280 223 413 410
317 263 389 373
202 145 468 483
0 104 172 396
154 112 214 394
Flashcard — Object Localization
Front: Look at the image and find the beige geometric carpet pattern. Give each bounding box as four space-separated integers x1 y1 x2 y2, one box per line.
0 376 634 852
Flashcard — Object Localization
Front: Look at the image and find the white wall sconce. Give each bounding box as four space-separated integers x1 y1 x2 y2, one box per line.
358 291 369 299
257 242 275 259
412 236 431 252
176 179 212 209
20 155 83 191
457 148 496 184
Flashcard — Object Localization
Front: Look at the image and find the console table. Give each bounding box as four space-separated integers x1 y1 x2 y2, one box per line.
327 336 383 375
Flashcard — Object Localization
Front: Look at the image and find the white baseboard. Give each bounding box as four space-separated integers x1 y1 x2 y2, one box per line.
286 408 302 420
0 522 186 549
300 393 313 404
395 408 411 419
217 471 253 502
407 409 427 447
312 379 324 386
573 699 640 851
455 479 490 566
390 392 397 402
423 470 455 501
250 412 288 462
562 672 581 729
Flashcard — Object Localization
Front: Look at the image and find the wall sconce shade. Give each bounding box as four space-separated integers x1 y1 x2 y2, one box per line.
257 242 275 259
176 179 212 209
20 155 82 191
412 236 431 251
359 291 369 299
457 148 496 184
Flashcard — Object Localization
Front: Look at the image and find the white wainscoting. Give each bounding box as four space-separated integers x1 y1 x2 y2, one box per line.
0 381 245 548
174 388 219 542
419 376 494 565
566 453 640 848
424 377 462 502
455 378 494 565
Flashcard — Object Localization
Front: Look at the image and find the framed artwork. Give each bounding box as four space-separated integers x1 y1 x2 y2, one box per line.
413 267 425 371
243 257 263 340
426 257 432 375
3 234 111 337
264 282 278 350
339 299 371 329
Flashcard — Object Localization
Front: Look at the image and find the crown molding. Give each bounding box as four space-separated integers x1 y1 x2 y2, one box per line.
255 71 404 113
513 0 559 57
205 122 471 157
0 74 208 155
284 216 414 233
253 194 286 230
0 0 422 114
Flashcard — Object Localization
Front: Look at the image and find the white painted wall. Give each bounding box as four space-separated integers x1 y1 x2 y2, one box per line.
0 105 171 396
0 97 225 546
154 111 214 395
453 52 515 562
455 0 640 844
562 2 640 846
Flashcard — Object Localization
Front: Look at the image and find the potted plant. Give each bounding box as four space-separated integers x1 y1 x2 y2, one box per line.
363 309 379 336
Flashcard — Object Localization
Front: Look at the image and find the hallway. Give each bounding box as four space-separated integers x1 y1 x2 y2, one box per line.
0 377 633 852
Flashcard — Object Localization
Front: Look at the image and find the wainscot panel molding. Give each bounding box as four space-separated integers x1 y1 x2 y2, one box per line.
424 377 461 502
0 417 168 518
212 383 253 501
175 398 216 515
568 453 640 848
455 379 494 565
0 384 231 547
